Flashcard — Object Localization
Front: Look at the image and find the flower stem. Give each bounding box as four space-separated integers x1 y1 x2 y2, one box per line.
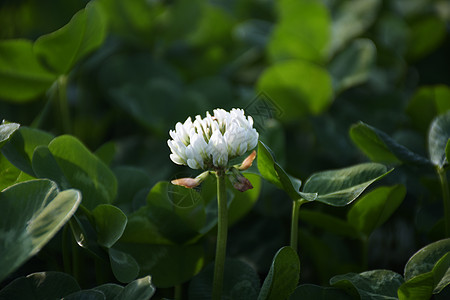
438 167 450 237
212 171 228 300
290 199 304 252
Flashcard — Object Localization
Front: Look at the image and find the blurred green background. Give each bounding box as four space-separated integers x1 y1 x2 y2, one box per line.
1 0 450 288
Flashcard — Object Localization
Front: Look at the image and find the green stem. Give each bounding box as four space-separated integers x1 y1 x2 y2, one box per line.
438 167 450 237
212 171 228 300
290 199 303 252
57 75 71 134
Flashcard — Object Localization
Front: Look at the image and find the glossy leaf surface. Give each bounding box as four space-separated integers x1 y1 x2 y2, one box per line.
428 111 450 169
258 246 300 300
0 180 81 281
303 163 392 206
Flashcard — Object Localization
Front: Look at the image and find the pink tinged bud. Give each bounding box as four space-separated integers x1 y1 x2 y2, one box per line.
228 168 253 192
171 177 201 188
239 150 256 171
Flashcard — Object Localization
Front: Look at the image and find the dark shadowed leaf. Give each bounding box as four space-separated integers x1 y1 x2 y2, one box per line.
92 204 127 248
258 246 300 300
0 271 80 299
109 247 140 283
299 210 359 238
350 122 431 167
189 259 260 300
289 284 351 300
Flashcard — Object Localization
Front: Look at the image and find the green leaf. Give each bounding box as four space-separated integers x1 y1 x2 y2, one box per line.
45 135 117 210
189 259 260 300
428 111 450 169
145 181 206 244
113 166 151 213
406 16 446 61
299 210 359 238
92 283 123 300
257 60 333 121
0 179 81 282
32 145 71 190
258 246 300 300
0 39 57 101
0 121 20 149
329 38 376 94
303 163 392 206
95 141 116 166
114 276 156 300
404 238 450 281
406 85 450 133
109 247 140 283
1 126 54 176
350 121 431 167
347 185 406 237
330 270 404 299
0 271 80 299
289 284 351 300
114 242 204 288
33 2 107 75
0 154 28 191
399 252 450 300
268 0 330 63
257 141 317 201
329 0 381 54
64 290 105 300
92 204 127 248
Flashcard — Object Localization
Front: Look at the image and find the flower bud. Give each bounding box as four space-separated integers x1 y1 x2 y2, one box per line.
238 150 256 171
171 171 210 188
228 167 253 192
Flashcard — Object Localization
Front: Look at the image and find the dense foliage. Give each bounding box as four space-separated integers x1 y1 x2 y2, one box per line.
1 0 450 299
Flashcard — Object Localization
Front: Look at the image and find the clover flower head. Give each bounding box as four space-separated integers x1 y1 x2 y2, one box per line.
168 108 259 170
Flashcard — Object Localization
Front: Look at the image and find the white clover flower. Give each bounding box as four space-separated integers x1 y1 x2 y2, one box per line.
168 108 259 170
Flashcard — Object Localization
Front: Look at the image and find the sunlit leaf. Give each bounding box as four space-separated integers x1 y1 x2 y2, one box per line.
0 121 20 149
428 111 450 169
114 276 156 300
0 40 57 101
258 246 300 300
330 270 404 299
303 163 392 206
0 179 81 282
399 251 450 299
347 185 406 236
34 1 107 75
268 0 330 63
257 60 333 120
